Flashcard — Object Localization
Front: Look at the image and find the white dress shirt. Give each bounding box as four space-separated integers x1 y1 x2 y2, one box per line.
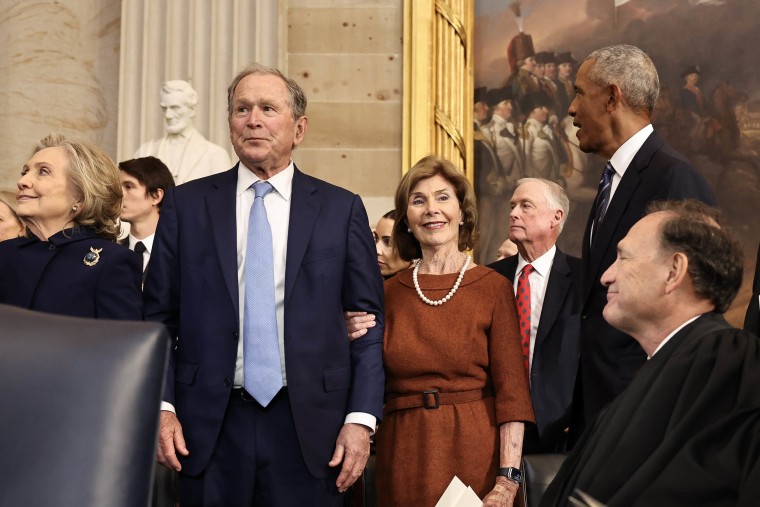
234 162 292 387
607 124 654 201
127 233 154 271
514 245 557 370
591 124 653 242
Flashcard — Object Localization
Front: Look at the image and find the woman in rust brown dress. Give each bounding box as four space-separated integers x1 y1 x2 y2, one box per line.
374 155 534 506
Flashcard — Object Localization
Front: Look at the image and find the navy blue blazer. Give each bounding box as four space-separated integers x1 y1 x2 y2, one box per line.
0 227 142 320
577 130 716 432
490 249 582 453
143 165 385 478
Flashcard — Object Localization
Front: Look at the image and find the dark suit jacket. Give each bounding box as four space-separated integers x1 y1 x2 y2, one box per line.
489 249 582 453
142 165 385 478
743 244 760 335
577 130 715 432
0 227 142 319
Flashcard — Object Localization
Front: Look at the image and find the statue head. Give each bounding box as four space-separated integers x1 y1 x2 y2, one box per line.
160 80 198 135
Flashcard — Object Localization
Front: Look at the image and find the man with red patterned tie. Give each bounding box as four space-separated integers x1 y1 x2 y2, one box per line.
489 178 582 453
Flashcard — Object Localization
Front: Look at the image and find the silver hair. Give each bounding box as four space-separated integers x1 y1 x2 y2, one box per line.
584 44 659 114
161 80 198 108
226 62 307 121
515 177 570 233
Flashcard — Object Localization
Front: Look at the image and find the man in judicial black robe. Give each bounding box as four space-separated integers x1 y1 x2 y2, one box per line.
541 200 760 507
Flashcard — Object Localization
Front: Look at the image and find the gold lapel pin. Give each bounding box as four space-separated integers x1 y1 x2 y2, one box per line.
83 247 103 267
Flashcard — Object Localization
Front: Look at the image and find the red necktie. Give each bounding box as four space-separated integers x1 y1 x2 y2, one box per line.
517 264 533 376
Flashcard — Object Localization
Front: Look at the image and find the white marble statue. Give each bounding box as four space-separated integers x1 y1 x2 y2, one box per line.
135 80 231 184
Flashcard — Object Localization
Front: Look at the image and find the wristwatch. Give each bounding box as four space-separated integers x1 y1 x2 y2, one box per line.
497 467 523 484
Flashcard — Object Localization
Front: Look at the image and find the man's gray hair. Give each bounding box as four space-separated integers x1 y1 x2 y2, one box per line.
584 44 659 114
515 177 570 233
161 80 198 108
226 62 307 121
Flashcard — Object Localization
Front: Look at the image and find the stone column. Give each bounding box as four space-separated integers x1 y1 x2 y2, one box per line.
0 0 121 190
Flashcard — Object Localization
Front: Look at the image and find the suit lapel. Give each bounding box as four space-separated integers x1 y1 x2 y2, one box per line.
284 167 320 305
207 167 240 315
583 132 662 301
504 255 518 280
536 250 571 348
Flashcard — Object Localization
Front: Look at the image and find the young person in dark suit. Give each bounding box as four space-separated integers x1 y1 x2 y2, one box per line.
143 63 385 506
119 156 175 285
569 45 716 439
489 178 582 453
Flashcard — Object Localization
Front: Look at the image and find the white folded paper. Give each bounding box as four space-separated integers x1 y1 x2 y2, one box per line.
435 476 482 507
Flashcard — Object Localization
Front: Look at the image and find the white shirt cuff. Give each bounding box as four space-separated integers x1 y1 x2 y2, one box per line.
345 412 376 435
161 401 176 414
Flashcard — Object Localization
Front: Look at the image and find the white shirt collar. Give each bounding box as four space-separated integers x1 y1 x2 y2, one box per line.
236 160 294 202
609 124 653 175
516 244 556 277
129 233 154 252
649 314 702 358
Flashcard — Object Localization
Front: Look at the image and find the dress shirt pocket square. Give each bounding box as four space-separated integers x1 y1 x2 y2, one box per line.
175 362 200 385
323 365 351 392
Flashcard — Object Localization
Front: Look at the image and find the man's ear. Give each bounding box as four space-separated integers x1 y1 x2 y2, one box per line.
150 188 165 207
552 209 564 229
664 252 689 294
292 116 309 148
608 83 623 112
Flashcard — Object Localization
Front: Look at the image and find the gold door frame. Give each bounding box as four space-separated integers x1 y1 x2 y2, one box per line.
402 0 474 182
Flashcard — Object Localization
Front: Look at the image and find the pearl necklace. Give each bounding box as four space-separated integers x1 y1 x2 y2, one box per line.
413 255 471 306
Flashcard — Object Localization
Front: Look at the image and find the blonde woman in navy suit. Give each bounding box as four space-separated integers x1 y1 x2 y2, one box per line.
0 134 142 320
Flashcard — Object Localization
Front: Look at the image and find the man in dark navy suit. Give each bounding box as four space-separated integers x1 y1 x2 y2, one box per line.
143 63 385 506
569 44 715 439
489 178 582 453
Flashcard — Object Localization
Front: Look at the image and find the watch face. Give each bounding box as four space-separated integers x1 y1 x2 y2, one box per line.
499 467 523 482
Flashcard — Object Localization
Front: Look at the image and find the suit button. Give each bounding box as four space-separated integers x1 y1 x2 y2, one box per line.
48 244 56 251
233 331 239 338
223 378 231 387
582 313 588 320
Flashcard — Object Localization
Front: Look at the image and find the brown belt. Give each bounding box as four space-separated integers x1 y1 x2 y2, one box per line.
384 388 491 414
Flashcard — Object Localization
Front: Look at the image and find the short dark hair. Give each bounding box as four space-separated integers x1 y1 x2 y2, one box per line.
646 200 743 313
118 157 175 209
393 155 478 261
381 209 399 221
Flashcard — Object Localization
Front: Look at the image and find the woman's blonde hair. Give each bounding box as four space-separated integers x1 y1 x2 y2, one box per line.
34 133 122 241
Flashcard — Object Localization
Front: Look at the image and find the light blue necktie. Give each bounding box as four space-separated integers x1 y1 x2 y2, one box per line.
243 181 282 406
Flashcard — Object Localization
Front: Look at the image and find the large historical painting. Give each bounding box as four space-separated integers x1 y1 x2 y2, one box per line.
473 0 760 322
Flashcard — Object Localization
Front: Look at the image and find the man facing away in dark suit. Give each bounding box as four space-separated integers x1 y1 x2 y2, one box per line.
489 178 582 453
143 63 385 506
568 44 716 439
118 156 175 285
